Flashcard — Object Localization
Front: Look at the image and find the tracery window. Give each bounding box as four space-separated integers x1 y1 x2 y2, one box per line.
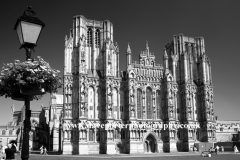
95 29 100 47
88 87 94 119
146 87 152 119
137 89 142 119
87 28 92 46
113 88 118 119
156 90 161 119
89 129 94 141
114 129 120 139
120 90 125 119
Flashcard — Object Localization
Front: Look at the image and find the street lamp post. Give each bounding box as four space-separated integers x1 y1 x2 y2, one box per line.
14 6 45 160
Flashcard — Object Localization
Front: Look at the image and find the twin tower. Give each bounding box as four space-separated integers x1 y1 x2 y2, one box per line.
62 15 215 154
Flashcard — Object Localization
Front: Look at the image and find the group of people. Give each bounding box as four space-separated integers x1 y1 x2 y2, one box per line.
40 145 48 155
190 146 198 152
209 145 224 154
0 143 48 159
0 143 17 160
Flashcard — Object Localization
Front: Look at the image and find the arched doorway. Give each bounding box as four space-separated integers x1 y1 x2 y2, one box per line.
144 134 157 153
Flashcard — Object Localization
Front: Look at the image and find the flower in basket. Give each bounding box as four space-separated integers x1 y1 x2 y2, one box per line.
0 56 62 100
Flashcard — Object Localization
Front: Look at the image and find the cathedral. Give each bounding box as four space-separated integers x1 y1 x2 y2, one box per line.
62 15 216 154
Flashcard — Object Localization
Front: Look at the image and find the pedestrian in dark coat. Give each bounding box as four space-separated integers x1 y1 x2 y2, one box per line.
5 143 16 160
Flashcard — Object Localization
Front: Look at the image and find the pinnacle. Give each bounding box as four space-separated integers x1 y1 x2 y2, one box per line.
146 40 149 49
164 49 168 59
127 43 131 53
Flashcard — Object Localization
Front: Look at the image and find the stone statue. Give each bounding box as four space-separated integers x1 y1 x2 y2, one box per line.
169 97 173 106
108 86 111 94
207 111 210 119
108 95 112 104
81 84 85 92
131 109 134 117
108 51 111 61
169 110 173 118
81 93 85 102
81 103 85 116
210 102 213 108
131 96 134 104
206 100 209 108
81 51 85 59
188 111 191 118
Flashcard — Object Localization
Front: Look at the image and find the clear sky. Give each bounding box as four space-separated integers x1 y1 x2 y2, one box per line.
0 0 240 125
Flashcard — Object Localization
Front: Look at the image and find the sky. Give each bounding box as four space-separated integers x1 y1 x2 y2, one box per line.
0 0 240 125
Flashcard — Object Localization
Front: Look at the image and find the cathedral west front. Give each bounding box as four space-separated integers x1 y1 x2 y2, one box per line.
62 15 216 154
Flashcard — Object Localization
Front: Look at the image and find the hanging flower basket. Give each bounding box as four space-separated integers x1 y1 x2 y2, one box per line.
11 90 33 101
0 56 62 100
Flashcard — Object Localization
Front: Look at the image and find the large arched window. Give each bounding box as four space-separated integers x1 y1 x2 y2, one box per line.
88 87 94 119
95 29 100 47
87 28 92 46
113 88 118 119
137 89 142 119
177 92 181 121
146 87 152 119
96 87 99 119
120 90 125 119
156 90 161 119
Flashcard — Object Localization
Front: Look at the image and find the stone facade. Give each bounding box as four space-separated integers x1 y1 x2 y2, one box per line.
215 120 240 142
0 104 40 150
61 15 216 154
16 105 40 150
37 93 64 151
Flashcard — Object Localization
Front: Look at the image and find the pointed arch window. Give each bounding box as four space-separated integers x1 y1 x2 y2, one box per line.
89 129 94 141
120 90 125 119
137 89 142 119
146 87 152 119
113 88 118 119
156 90 161 119
95 29 100 47
88 87 94 119
87 28 92 46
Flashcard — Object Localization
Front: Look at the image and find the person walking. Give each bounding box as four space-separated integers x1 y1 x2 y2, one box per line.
5 143 16 160
40 145 43 155
234 145 239 154
215 145 219 154
43 146 47 155
221 146 224 153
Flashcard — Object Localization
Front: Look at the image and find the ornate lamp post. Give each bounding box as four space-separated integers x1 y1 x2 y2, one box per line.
14 6 45 160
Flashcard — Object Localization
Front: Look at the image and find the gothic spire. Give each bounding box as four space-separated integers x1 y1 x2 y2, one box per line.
146 40 149 50
127 43 131 54
164 48 168 60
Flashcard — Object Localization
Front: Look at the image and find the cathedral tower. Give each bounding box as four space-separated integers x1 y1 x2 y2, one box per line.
165 34 215 151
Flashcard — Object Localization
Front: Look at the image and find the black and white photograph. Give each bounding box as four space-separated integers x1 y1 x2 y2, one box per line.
0 0 240 160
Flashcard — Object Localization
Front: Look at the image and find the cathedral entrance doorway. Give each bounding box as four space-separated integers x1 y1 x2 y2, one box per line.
144 134 157 153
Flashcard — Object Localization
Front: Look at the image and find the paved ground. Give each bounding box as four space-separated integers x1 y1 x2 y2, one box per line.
15 152 240 160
